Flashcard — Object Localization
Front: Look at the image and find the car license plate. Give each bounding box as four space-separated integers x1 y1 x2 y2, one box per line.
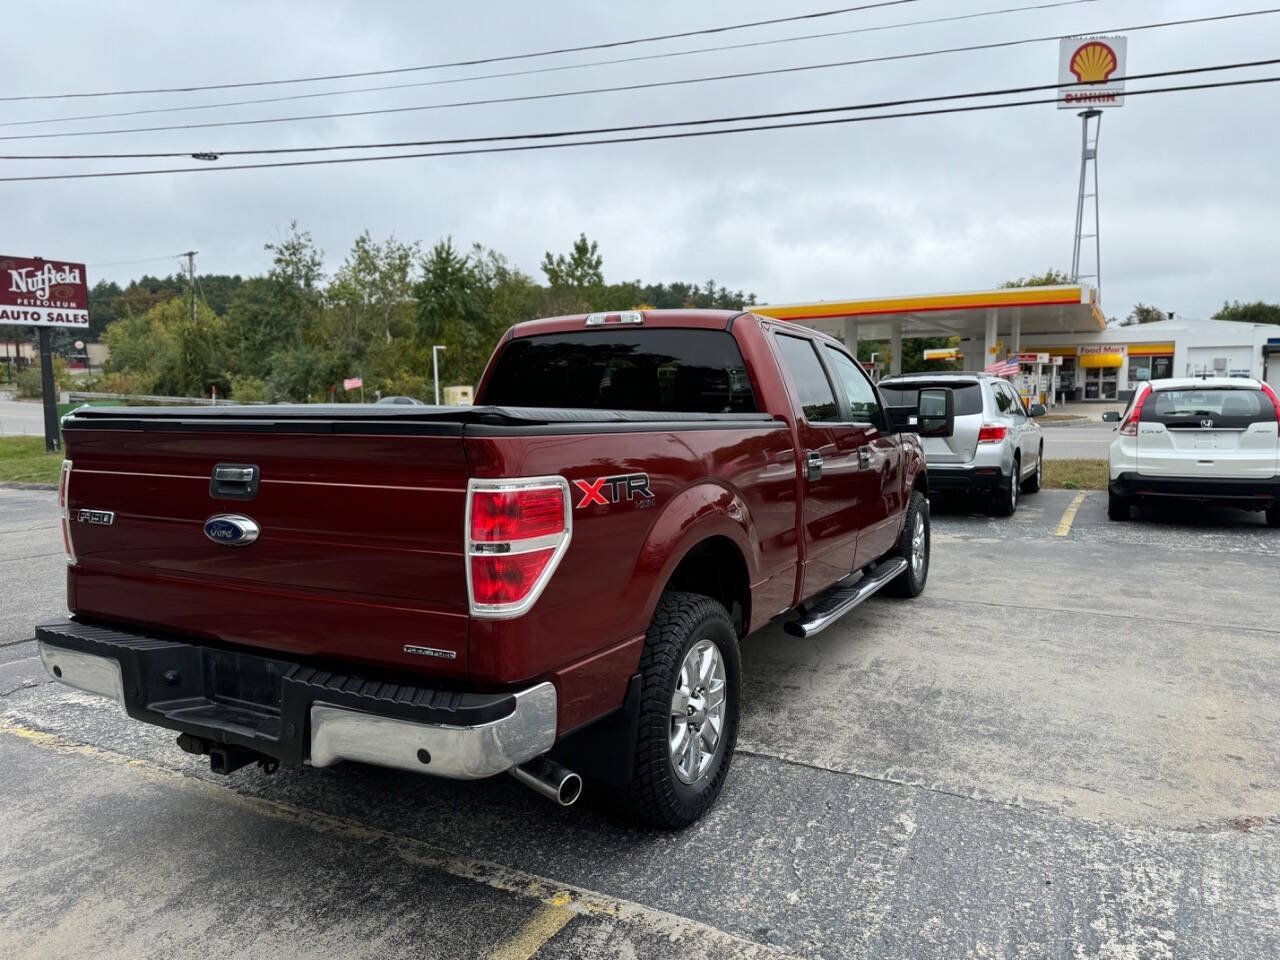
1193 435 1218 450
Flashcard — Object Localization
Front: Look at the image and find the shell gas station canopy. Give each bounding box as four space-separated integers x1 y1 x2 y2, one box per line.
754 283 1106 376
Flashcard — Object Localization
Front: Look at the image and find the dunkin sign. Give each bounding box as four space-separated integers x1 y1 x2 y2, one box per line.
0 255 90 327
1057 35 1127 109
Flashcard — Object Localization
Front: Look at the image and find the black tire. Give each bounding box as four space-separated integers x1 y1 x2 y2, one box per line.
612 591 741 829
1108 489 1130 522
1267 504 1279 528
992 456 1019 516
886 489 930 598
1021 446 1043 494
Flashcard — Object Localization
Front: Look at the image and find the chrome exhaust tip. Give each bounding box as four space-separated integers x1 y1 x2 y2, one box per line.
510 757 582 807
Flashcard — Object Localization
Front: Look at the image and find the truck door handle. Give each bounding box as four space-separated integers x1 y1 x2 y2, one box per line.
858 446 872 469
805 450 823 482
210 463 260 501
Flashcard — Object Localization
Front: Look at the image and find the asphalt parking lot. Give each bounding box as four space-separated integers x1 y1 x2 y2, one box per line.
1 483 1277 959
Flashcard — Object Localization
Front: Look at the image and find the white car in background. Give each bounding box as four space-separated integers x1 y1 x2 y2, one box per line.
1104 377 1280 525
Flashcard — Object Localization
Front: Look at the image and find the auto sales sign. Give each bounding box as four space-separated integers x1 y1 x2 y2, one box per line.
0 255 90 327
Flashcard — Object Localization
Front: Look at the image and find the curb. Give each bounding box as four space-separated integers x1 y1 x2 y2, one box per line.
0 482 57 491
1039 416 1093 427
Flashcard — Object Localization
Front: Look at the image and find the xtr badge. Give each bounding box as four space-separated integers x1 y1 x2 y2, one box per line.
573 472 653 509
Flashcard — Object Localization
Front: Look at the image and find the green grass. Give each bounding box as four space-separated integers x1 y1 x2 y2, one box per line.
1043 458 1108 490
0 436 64 485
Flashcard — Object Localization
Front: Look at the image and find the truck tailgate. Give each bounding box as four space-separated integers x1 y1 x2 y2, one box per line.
63 413 470 677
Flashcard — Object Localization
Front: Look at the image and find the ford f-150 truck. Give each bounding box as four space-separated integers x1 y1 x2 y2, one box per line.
37 309 950 828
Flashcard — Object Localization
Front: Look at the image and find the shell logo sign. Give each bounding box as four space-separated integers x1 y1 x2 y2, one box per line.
1058 35 1126 109
1069 41 1118 84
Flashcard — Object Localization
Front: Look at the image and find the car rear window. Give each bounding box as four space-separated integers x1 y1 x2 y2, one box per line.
879 382 984 416
481 329 758 413
1147 388 1274 425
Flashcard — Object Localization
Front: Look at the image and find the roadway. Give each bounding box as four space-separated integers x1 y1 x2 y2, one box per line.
0 398 49 438
1 486 1277 958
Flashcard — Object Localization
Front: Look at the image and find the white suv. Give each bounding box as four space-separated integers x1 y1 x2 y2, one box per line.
1104 377 1280 524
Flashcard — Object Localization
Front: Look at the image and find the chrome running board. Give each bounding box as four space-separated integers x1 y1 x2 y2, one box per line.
784 558 908 638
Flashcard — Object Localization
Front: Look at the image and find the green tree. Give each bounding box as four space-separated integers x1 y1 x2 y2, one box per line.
415 239 493 389
103 297 228 398
1118 303 1170 326
1212 300 1280 325
322 230 420 387
999 269 1073 288
541 233 603 290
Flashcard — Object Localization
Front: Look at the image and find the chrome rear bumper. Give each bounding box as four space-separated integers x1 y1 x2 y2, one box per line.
308 683 557 779
35 621 558 781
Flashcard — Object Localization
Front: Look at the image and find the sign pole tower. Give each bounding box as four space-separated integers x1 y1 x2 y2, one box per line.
1058 35 1126 309
1070 109 1103 297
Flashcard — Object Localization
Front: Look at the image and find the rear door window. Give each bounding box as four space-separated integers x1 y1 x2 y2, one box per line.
774 334 840 422
481 329 758 412
880 382 984 416
1147 388 1273 427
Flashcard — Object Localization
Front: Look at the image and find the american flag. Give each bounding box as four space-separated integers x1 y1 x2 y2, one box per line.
984 358 1020 377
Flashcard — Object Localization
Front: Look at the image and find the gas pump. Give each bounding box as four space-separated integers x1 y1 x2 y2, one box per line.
1014 353 1061 409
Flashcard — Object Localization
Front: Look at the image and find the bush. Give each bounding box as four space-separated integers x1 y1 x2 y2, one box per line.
14 356 72 398
229 374 273 403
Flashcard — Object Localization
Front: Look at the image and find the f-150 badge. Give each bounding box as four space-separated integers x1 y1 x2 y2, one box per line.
574 472 653 509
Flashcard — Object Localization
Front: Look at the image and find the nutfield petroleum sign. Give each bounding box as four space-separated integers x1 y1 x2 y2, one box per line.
0 255 90 327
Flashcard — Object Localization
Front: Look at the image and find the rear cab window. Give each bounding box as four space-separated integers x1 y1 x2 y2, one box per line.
481 329 758 412
1146 388 1274 427
880 381 984 417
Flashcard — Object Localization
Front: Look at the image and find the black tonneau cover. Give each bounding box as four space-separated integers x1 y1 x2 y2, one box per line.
63 404 782 436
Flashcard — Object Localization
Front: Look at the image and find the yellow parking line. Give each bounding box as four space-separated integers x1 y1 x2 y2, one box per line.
488 894 574 960
1055 491 1088 537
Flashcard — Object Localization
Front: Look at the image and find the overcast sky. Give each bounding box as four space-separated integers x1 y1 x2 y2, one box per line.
4 0 1276 321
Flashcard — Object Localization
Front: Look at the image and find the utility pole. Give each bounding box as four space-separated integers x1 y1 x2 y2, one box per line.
182 250 198 323
432 345 446 405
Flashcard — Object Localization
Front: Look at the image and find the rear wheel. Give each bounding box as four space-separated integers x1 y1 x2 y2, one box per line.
1108 489 1131 522
612 591 741 829
1022 445 1043 494
886 489 929 598
992 456 1019 516
1267 504 1279 528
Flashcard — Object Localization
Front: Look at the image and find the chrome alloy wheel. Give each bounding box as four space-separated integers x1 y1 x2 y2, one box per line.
669 638 727 784
1009 472 1018 510
910 510 927 580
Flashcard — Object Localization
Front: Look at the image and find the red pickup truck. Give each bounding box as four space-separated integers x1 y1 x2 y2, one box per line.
38 309 950 827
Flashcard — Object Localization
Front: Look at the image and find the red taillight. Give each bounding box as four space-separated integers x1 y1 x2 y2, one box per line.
466 477 571 618
1261 383 1280 420
470 488 565 542
58 459 76 566
469 550 556 606
1120 385 1151 437
977 424 1007 444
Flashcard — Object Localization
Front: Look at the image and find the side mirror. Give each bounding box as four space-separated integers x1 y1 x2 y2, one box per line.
1028 403 1047 418
915 387 955 438
1100 411 1121 422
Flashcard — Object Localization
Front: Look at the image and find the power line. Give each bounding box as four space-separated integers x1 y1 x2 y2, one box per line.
84 253 192 267
2 7 1273 144
7 59 1273 161
2 75 1273 183
0 0 1099 129
0 1 923 103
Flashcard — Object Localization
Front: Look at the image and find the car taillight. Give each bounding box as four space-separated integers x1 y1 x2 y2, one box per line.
465 477 571 618
977 424 1007 444
58 459 76 566
1120 385 1151 437
1261 383 1280 420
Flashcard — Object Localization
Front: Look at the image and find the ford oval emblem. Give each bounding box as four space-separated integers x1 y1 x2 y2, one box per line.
203 514 260 546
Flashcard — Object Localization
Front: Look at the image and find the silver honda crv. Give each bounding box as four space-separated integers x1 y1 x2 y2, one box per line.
879 372 1046 516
